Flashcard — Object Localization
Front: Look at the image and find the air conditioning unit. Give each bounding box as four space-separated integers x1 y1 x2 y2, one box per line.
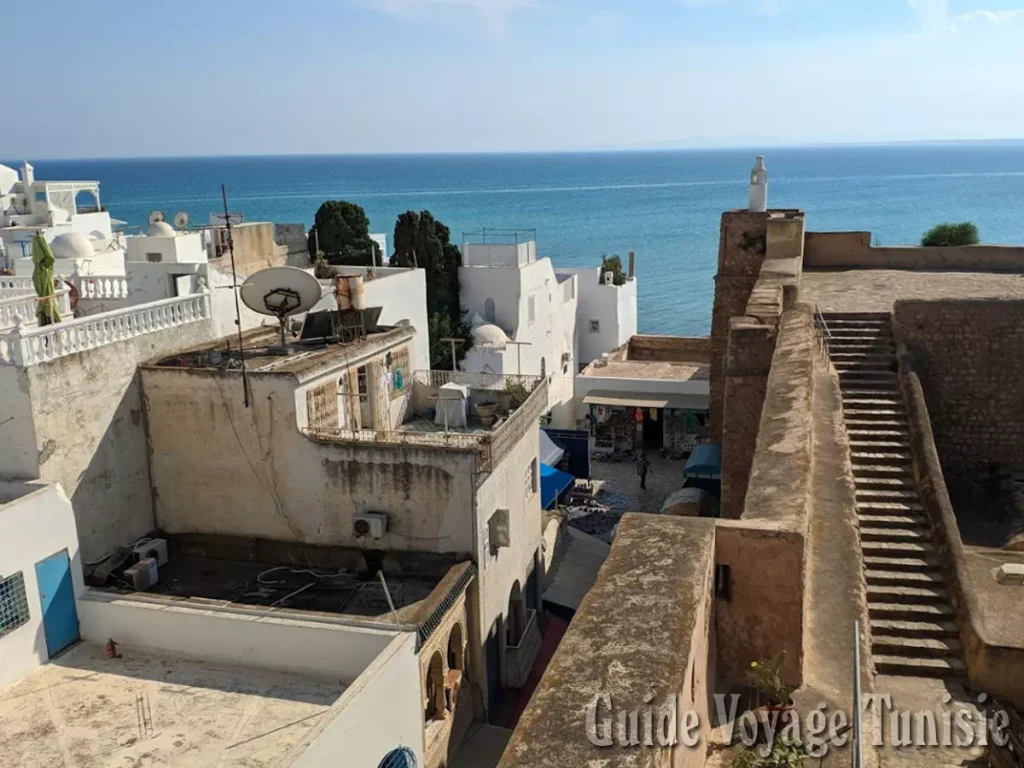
133 538 169 567
124 558 159 592
354 512 388 539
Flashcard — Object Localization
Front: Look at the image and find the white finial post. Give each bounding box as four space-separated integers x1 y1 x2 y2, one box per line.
748 155 768 213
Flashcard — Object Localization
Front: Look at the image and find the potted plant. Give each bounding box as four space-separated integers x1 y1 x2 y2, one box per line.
749 652 794 735
733 736 806 768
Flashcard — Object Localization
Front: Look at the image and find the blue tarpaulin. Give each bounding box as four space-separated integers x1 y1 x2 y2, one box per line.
683 443 721 496
541 463 575 509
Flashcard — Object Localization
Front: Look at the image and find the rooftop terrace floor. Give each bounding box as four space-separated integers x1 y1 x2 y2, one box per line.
0 642 345 768
801 268 1024 312
580 359 710 381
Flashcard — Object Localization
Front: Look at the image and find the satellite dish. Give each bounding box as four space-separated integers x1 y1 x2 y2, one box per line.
240 267 322 346
173 211 190 230
148 210 165 226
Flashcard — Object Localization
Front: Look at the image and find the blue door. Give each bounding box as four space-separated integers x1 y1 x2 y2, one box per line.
34 549 79 658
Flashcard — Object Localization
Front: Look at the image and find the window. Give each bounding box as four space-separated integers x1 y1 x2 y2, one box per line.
525 458 538 496
146 252 162 263
387 347 411 399
0 572 30 638
589 319 600 333
528 296 536 326
540 358 546 379
484 298 496 324
35 191 47 203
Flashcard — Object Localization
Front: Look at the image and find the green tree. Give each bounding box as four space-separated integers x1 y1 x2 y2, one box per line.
921 222 980 247
308 201 381 266
391 210 472 369
599 254 627 285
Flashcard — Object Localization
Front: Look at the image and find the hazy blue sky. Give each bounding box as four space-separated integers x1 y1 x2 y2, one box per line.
7 0 1024 158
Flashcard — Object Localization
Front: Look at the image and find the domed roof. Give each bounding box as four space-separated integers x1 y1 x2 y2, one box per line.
50 231 94 260
472 323 508 349
147 220 176 237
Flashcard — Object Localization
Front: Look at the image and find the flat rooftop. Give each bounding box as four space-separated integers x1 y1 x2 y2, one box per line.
801 268 1024 313
150 324 412 376
0 642 345 768
580 335 711 382
117 553 444 623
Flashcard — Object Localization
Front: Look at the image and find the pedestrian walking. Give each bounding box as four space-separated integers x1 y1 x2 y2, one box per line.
637 453 651 490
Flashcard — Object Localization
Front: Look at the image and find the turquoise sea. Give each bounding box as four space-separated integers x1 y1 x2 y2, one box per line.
8 145 1024 336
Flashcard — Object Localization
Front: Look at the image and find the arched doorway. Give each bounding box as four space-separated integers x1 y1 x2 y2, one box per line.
424 651 445 721
507 580 525 646
447 623 464 672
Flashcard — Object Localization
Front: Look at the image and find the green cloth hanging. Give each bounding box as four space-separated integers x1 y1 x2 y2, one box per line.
31 233 60 326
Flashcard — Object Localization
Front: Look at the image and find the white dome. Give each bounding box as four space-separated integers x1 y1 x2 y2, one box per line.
472 323 508 349
147 221 176 237
50 232 94 260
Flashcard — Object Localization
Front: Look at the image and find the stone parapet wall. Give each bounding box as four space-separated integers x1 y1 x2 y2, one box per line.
626 335 711 362
897 345 1024 711
894 298 1024 480
805 231 1024 272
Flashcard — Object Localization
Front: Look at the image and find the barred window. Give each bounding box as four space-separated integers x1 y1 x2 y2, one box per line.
387 347 411 399
306 380 339 431
0 572 30 638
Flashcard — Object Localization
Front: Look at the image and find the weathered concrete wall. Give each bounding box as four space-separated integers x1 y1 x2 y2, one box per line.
208 222 286 277
805 231 1024 272
898 346 1024 710
142 369 479 555
25 319 217 562
498 514 716 768
894 299 1024 481
626 335 710 362
0 364 37 477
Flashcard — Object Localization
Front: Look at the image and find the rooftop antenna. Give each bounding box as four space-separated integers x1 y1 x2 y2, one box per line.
214 185 249 408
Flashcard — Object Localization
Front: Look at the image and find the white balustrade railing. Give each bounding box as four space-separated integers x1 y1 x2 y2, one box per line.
0 288 73 330
0 291 211 366
72 275 129 301
0 276 36 296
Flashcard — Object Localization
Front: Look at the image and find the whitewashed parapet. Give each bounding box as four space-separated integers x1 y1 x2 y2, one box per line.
0 276 35 296
0 288 73 330
73 275 129 301
0 291 211 366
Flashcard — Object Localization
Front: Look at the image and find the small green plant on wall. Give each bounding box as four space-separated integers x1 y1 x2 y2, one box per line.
733 736 806 768
749 652 794 706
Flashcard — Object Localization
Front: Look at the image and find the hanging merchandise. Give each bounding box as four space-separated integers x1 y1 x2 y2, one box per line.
649 408 658 422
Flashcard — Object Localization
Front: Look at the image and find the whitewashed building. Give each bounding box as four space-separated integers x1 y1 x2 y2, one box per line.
557 254 638 369
459 234 579 428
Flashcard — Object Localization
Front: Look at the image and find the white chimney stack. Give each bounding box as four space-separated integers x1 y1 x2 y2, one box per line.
748 155 768 212
21 162 34 188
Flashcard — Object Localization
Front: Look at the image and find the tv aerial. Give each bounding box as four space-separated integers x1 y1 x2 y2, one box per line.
173 211 190 230
148 210 165 226
240 267 321 347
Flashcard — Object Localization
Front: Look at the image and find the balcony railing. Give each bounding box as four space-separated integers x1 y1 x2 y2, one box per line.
72 275 129 301
505 609 541 689
0 288 73 330
0 276 36 296
0 291 211 366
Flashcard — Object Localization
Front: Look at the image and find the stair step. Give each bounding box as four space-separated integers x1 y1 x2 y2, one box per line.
868 601 954 618
873 654 966 678
859 514 929 529
822 313 891 322
872 635 963 658
861 527 932 542
853 476 915 487
857 500 924 512
870 618 958 638
852 464 913 478
848 431 911 442
846 423 908 433
850 441 912 452
844 409 907 421
851 451 914 463
865 569 945 586
856 487 918 497
863 555 941 571
862 540 938 556
831 341 895 351
867 584 949 604
845 400 905 409
832 353 896 362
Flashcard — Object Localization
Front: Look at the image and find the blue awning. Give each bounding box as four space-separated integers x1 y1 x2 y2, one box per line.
541 463 575 510
683 443 721 479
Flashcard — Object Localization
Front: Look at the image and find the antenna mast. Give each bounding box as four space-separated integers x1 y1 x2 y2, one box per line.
216 184 249 408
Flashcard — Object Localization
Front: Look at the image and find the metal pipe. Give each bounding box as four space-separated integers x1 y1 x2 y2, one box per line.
853 620 863 768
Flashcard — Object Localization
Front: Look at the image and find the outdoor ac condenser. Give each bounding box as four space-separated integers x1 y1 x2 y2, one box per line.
354 512 388 539
133 538 169 567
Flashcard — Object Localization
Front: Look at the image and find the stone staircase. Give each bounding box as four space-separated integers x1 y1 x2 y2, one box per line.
822 312 966 680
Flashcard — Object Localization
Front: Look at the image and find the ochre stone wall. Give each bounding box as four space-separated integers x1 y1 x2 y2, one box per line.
805 231 1024 272
894 298 1024 481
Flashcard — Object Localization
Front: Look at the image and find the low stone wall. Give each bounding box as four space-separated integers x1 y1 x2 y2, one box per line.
894 299 1024 481
626 335 710 362
498 514 716 768
805 231 1024 272
897 346 1024 710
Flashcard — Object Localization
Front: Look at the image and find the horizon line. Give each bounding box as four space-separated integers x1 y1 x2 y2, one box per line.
7 138 1024 164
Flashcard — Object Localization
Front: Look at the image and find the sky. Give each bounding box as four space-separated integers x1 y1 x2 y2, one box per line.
6 0 1024 158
